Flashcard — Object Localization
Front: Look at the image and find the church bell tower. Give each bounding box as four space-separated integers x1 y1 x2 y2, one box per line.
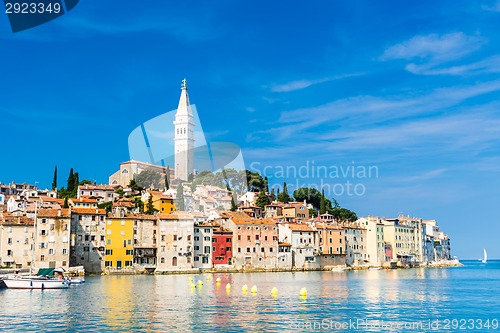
173 79 195 181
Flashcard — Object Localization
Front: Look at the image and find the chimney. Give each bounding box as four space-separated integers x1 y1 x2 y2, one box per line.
57 209 61 217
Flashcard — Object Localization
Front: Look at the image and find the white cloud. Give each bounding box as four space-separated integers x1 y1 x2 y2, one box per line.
482 1 500 12
381 32 493 76
270 73 363 93
406 55 500 75
381 32 484 62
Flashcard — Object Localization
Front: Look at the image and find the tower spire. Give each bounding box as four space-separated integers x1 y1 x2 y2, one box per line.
173 78 195 181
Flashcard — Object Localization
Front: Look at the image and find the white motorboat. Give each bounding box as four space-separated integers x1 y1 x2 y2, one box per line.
68 277 85 285
3 275 70 289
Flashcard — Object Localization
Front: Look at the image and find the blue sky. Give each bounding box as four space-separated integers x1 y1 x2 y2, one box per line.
1 1 500 259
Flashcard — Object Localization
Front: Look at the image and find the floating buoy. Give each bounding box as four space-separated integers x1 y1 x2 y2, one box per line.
242 284 248 293
225 283 231 290
271 287 278 296
188 277 193 282
198 280 203 285
216 277 221 283
251 285 257 294
190 283 196 289
206 276 211 281
299 288 307 297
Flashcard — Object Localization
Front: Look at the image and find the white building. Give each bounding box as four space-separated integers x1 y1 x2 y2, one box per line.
69 208 107 274
173 79 195 181
193 221 214 269
278 223 319 269
358 217 385 266
156 212 194 271
78 184 119 203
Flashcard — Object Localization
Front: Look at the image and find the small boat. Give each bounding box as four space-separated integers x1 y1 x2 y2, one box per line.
68 277 85 285
3 268 70 289
331 266 346 272
368 267 382 270
481 248 488 264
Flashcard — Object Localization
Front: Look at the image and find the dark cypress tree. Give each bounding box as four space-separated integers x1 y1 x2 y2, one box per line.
320 188 326 215
52 166 57 190
165 166 170 191
145 195 156 215
63 197 69 208
67 168 75 193
278 182 290 203
230 195 237 211
264 176 269 193
176 185 185 211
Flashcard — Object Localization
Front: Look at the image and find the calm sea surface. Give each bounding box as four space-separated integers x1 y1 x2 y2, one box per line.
1 261 499 332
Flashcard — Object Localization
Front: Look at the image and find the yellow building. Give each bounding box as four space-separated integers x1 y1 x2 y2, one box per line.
145 190 176 214
105 216 134 269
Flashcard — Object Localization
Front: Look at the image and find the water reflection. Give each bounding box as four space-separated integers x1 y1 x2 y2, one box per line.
1 264 499 332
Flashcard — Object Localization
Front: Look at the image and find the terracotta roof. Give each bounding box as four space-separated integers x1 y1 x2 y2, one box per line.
285 223 315 232
278 242 292 247
226 211 276 226
70 197 98 204
126 214 157 220
78 184 118 191
1 214 34 226
192 211 207 217
37 208 71 218
147 190 173 200
213 227 232 234
157 212 193 220
122 160 167 170
71 208 106 215
39 196 65 204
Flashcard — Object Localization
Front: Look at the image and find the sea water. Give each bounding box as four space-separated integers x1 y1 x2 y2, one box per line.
1 261 499 332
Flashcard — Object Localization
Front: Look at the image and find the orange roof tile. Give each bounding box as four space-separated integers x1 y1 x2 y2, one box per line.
286 223 315 232
70 197 98 204
71 208 106 215
37 208 71 218
157 212 193 220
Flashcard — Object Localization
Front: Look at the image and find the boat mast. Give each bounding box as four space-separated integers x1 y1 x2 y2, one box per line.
31 202 38 276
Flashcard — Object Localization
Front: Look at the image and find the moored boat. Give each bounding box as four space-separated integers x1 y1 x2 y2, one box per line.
3 276 70 289
3 267 70 289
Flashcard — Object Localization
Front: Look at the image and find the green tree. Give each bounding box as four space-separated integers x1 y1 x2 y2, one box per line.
132 197 144 213
145 195 157 215
71 173 79 197
67 168 75 193
264 176 269 193
230 195 237 211
98 201 113 214
293 187 322 209
176 185 185 211
135 170 162 190
129 179 141 193
63 197 69 208
309 208 316 218
331 207 357 222
246 170 265 192
255 189 271 209
165 166 170 190
277 182 291 203
320 188 326 214
115 188 125 197
52 166 57 190
79 179 93 185
270 188 275 201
